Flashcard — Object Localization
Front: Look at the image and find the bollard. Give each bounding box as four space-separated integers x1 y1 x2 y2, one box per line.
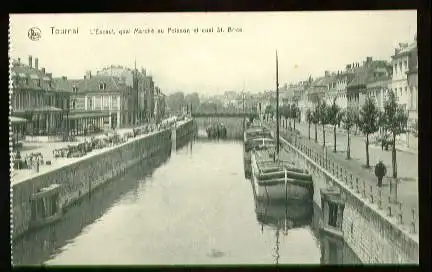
387 205 392 217
410 209 416 234
355 177 360 193
378 188 382 209
397 202 403 224
370 185 374 203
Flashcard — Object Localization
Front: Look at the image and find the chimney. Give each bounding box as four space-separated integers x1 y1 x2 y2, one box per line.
28 55 32 68
366 56 372 63
17 58 21 64
346 64 352 70
35 58 39 70
85 71 92 79
325 70 330 77
62 76 67 80
41 67 45 74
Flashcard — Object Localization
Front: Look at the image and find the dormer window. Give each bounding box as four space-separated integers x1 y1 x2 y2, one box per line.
72 86 78 93
99 82 106 90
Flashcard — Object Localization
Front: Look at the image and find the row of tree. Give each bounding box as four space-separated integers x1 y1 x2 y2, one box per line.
265 103 302 131
305 91 408 178
166 92 201 114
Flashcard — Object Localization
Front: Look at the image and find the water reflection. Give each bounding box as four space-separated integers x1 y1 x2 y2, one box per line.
14 139 361 265
12 147 172 265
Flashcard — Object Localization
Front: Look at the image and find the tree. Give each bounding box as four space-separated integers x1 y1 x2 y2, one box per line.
317 101 331 148
382 91 409 178
358 96 380 168
328 100 341 152
342 107 357 160
265 104 276 120
290 104 300 131
166 92 185 114
312 104 320 143
306 108 313 140
280 104 290 129
184 92 200 113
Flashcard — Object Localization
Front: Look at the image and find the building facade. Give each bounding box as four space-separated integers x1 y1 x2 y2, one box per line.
347 58 391 110
54 73 134 135
154 86 166 123
96 65 156 125
11 56 71 141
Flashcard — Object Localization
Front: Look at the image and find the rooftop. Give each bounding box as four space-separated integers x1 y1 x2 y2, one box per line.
53 75 129 93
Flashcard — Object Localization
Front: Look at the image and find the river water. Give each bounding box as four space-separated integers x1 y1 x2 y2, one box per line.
13 139 361 265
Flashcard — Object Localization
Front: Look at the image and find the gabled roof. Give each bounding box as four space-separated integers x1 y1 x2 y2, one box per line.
53 75 128 93
347 60 391 89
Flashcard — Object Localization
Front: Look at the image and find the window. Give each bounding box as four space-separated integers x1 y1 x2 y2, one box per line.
25 78 29 85
410 87 414 109
99 82 106 90
87 97 93 110
72 100 76 109
328 202 338 228
405 86 407 94
72 86 78 93
400 88 402 97
404 60 408 70
37 79 41 87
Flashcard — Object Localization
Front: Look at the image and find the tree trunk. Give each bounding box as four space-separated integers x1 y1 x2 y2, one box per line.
293 119 296 131
347 129 351 160
366 133 370 168
392 132 397 178
314 124 317 143
333 125 337 152
308 122 311 140
322 124 326 147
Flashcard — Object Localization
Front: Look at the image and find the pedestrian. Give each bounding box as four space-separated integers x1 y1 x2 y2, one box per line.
374 160 386 187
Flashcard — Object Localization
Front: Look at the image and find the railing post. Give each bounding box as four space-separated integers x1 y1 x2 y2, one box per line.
355 177 360 193
377 187 382 209
397 202 403 225
410 208 416 234
387 203 392 217
362 180 367 198
349 174 353 188
370 185 374 203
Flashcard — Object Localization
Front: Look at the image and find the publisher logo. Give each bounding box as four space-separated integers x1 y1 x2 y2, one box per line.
28 27 41 41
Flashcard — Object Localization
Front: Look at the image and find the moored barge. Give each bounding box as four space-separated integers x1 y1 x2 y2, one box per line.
251 147 313 202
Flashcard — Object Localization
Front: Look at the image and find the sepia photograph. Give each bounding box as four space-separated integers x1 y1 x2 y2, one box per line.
9 11 418 266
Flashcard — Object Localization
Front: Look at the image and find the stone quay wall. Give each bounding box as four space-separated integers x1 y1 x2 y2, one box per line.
12 119 194 241
278 133 419 264
175 118 196 149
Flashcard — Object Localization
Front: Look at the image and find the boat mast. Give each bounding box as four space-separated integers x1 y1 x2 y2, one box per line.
276 50 280 156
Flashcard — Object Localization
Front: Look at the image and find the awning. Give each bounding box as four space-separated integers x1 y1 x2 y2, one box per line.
14 106 64 113
10 116 27 124
68 112 111 120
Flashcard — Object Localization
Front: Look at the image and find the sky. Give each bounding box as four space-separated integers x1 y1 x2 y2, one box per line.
10 11 417 96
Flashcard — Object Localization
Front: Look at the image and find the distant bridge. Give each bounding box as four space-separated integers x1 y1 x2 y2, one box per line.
191 111 259 139
191 112 259 119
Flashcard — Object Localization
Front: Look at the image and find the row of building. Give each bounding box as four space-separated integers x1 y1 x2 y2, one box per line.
267 35 418 148
10 56 167 144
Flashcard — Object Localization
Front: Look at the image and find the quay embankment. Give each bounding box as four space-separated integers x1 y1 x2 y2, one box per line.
266 125 419 264
11 119 194 241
